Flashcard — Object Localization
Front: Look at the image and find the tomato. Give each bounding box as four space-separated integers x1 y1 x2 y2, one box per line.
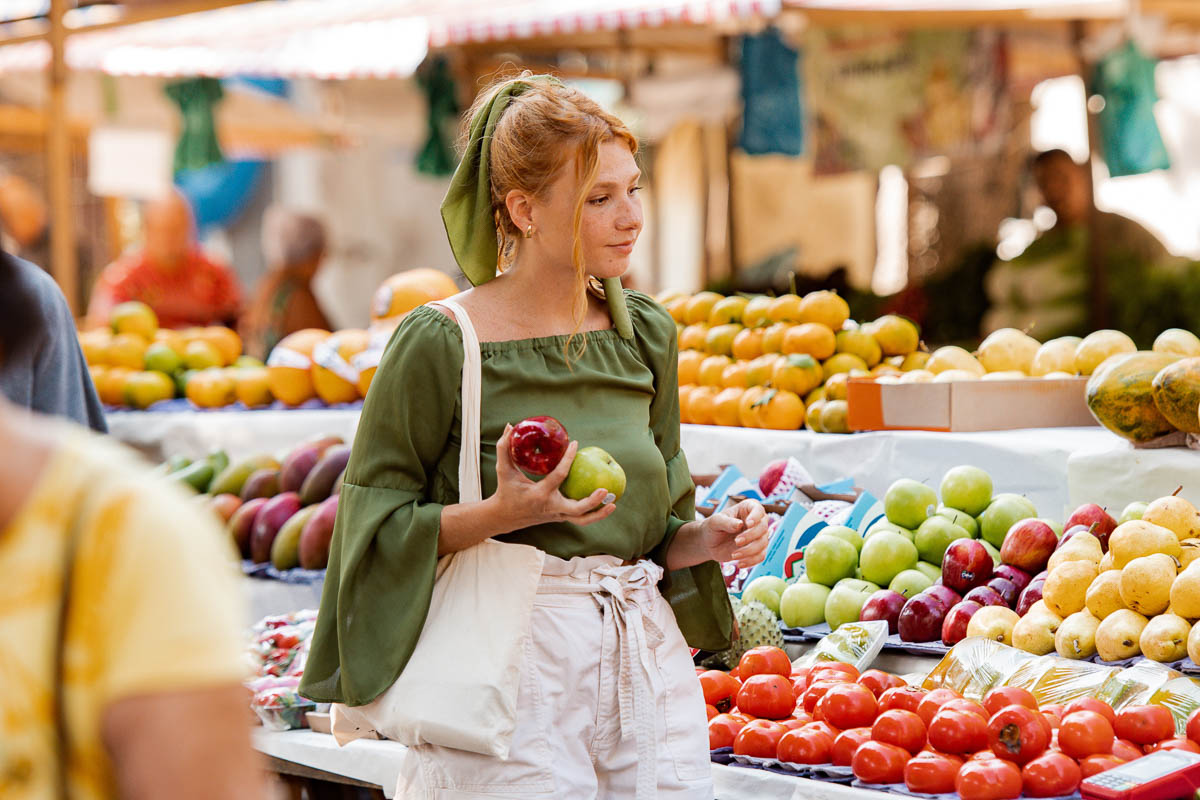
983 686 1038 716
1058 710 1114 759
871 709 927 755
738 646 792 679
816 683 879 731
698 669 741 711
988 704 1051 765
705 704 718 721
1041 711 1061 731
851 740 910 784
858 668 906 698
878 686 928 714
1112 739 1143 761
1064 697 1116 726
792 675 809 697
732 719 788 758
728 666 740 679
971 748 999 761
1145 737 1200 754
1188 707 1200 748
956 758 1023 800
708 713 747 749
737 674 796 720
729 711 753 723
916 687 962 726
904 750 963 795
780 713 813 731
1041 703 1065 721
1079 754 1125 779
810 661 860 682
832 727 873 766
801 679 844 715
942 698 989 720
1114 704 1174 746
803 720 841 740
1021 751 1082 798
777 727 834 765
928 708 989 754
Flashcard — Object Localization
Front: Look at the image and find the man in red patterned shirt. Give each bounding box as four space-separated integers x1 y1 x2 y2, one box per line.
87 189 242 329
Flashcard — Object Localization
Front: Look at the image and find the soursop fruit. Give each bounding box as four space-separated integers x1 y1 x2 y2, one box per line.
737 600 785 652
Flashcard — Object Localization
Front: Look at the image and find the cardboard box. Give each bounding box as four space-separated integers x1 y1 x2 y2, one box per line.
847 377 1097 432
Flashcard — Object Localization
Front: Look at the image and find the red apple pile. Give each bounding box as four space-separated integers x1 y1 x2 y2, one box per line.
699 656 1198 800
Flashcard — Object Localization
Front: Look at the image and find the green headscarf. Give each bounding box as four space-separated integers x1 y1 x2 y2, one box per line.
440 75 633 339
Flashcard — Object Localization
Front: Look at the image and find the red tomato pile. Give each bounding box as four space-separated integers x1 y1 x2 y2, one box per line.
698 650 1200 799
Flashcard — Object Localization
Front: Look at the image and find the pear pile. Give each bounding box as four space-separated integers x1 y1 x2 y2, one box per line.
1014 494 1200 665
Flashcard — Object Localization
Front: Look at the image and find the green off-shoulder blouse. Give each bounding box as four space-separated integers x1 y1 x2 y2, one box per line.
300 290 734 706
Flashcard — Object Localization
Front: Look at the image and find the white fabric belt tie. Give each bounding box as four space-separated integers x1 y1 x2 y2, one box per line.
538 560 666 800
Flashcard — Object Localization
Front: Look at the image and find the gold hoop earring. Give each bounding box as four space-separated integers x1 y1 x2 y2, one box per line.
523 224 535 239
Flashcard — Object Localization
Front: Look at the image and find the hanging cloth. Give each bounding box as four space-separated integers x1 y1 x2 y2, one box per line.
416 56 460 177
1092 40 1170 178
165 77 225 173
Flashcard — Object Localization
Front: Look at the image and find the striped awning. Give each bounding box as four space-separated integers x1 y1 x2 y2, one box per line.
0 0 780 78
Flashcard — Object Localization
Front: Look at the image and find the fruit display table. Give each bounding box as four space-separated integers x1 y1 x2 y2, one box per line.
1068 438 1200 510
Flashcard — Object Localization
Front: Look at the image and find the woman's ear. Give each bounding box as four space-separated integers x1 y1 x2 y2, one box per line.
504 189 534 235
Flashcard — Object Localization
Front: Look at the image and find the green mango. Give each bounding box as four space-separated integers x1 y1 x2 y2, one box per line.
209 454 281 497
171 461 215 493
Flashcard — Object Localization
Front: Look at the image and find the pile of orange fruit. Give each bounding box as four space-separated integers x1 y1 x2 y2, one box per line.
659 290 928 432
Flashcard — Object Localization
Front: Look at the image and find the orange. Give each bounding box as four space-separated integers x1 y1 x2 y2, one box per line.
737 385 768 428
902 351 931 371
78 329 112 366
665 296 689 323
124 370 175 409
234 366 273 407
772 354 824 396
761 322 789 353
712 388 745 426
742 296 774 329
806 399 827 432
678 384 695 423
105 333 149 370
731 328 764 361
782 323 836 360
697 355 733 387
678 350 706 386
312 328 371 404
183 339 223 370
721 361 750 389
806 385 826 405
198 326 243 365
371 269 459 323
153 327 187 355
767 294 802 323
110 300 158 339
185 368 236 408
705 324 742 356
743 388 805 430
746 354 783 387
267 328 330 405
824 372 851 401
96 367 131 406
679 324 709 351
687 385 720 425
823 353 869 376
797 290 850 330
683 292 723 325
709 296 749 326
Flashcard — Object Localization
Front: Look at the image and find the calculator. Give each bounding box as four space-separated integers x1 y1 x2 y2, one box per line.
1080 749 1200 800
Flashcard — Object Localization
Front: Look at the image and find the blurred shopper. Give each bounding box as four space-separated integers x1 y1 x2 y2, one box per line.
0 173 49 263
239 206 331 360
87 188 242 329
0 333 264 798
984 149 1173 338
0 251 106 432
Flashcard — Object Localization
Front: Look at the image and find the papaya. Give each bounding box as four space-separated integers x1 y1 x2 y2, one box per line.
1152 357 1200 434
1086 351 1182 442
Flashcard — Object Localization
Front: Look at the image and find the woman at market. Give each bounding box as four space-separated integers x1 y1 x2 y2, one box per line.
300 74 770 798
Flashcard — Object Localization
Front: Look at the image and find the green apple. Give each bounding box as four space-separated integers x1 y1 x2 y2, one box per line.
859 531 919 587
981 539 1002 567
939 465 994 516
978 493 1037 549
914 561 942 582
560 446 626 501
822 524 863 553
780 582 831 628
914 516 968 564
936 506 978 538
1042 518 1063 538
865 519 915 541
884 479 938 530
889 569 933 598
804 534 858 587
742 576 789 615
1120 501 1148 523
824 578 881 630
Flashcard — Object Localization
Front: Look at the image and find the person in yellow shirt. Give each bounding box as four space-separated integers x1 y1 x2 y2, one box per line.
0 394 264 799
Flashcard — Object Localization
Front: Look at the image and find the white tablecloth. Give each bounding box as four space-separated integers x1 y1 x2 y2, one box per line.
252 729 885 799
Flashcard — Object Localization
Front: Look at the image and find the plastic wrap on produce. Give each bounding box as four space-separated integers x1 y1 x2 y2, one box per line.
1098 661 1181 711
251 684 317 731
1029 658 1118 707
922 638 1038 700
247 610 317 678
795 620 888 673
1150 677 1200 736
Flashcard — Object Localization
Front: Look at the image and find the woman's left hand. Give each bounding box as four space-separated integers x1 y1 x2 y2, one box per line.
698 499 770 569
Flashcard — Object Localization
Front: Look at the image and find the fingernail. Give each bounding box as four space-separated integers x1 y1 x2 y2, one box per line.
603 492 617 505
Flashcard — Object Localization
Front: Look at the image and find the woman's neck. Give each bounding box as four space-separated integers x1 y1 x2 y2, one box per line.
0 407 55 532
499 257 597 331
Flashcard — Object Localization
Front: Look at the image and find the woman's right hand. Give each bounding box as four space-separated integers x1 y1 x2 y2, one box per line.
491 424 618 531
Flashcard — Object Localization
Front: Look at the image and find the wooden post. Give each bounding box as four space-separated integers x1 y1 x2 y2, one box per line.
1071 19 1109 330
47 0 78 315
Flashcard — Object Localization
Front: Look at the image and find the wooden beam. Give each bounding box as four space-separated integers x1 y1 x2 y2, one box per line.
786 6 1122 27
47 0 77 314
0 0 265 49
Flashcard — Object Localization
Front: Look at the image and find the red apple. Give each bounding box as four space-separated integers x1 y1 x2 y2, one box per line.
943 600 984 646
963 585 1005 607
759 459 789 497
942 539 994 594
899 593 951 642
1000 518 1058 573
861 589 908 635
1031 570 1048 583
1064 503 1117 551
987 577 1020 608
926 585 963 612
1015 580 1045 617
509 416 570 475
994 564 1032 593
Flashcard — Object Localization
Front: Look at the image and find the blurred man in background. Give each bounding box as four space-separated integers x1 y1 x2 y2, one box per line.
87 188 242 329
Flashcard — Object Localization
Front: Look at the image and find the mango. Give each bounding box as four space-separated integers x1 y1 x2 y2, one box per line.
228 497 269 559
299 495 339 570
210 454 282 497
272 505 319 571
300 444 352 506
240 468 281 502
250 492 302 563
279 445 324 494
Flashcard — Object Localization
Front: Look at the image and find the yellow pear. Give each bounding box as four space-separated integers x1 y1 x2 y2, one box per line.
1100 551 1116 571
1140 614 1191 662
977 328 1040 374
1012 605 1063 656
1075 330 1136 376
1109 520 1181 569
1095 609 1150 661
1030 336 1082 377
1119 554 1177 616
926 346 985 376
1169 562 1200 619
1043 560 1099 618
1189 621 1200 664
1055 610 1101 660
966 606 1020 645
1181 539 1200 570
1047 532 1103 572
1085 570 1127 620
1142 496 1200 542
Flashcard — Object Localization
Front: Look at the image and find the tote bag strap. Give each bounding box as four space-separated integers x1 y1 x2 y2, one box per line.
429 298 483 504
54 491 91 800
